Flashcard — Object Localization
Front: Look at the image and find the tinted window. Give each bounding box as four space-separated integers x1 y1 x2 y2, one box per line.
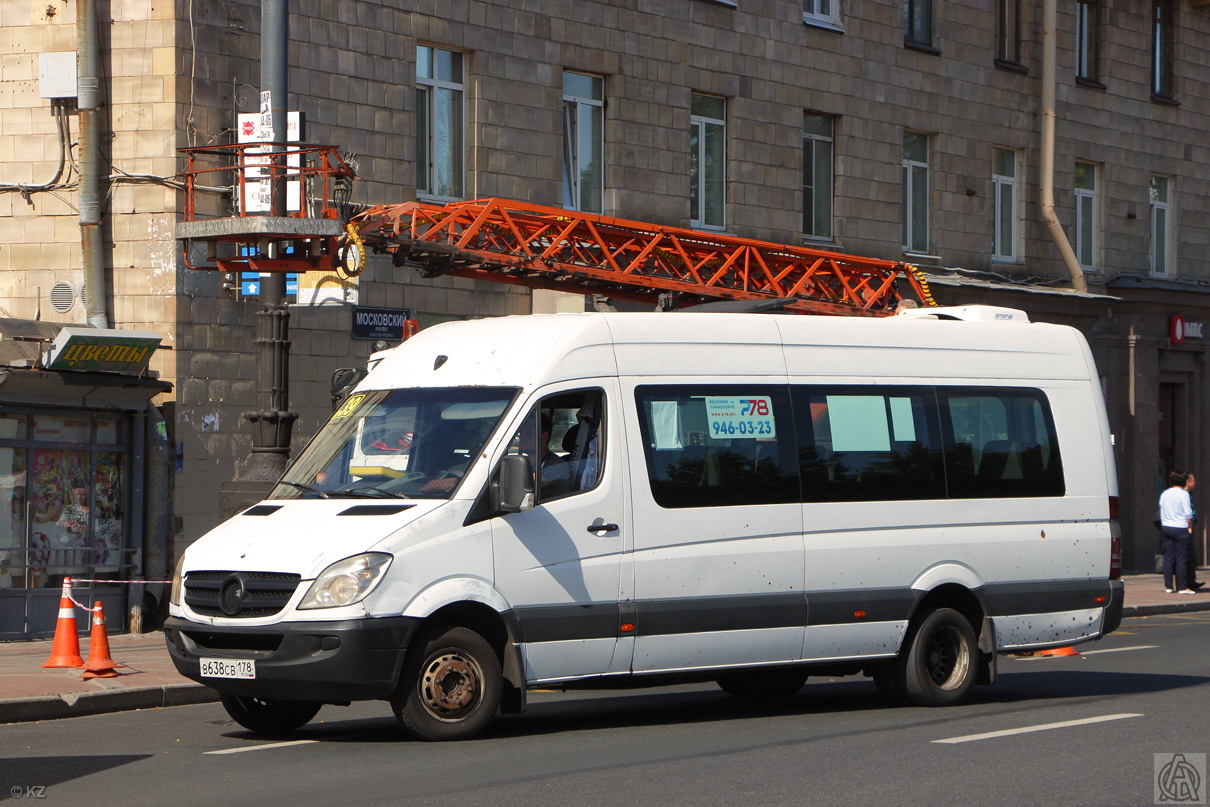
636 386 798 508
939 388 1064 498
792 386 945 502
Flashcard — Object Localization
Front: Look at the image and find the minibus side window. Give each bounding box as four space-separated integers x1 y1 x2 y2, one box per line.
791 386 944 502
635 385 798 508
504 389 604 503
939 388 1065 498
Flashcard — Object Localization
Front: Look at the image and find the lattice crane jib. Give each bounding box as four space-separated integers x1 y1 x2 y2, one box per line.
348 198 935 316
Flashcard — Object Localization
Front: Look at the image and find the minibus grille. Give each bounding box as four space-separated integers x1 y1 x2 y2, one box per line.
184 571 302 618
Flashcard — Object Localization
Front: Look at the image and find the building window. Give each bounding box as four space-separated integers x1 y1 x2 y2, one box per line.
1150 176 1172 276
1151 0 1175 99
1075 0 1100 82
1074 161 1097 269
803 0 840 28
0 412 129 593
905 0 933 48
803 113 835 240
902 131 930 254
563 72 604 214
992 148 1019 262
690 93 726 230
416 45 465 200
997 0 1020 64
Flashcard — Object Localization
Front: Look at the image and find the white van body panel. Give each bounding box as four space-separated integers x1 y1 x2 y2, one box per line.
183 500 443 578
400 576 513 618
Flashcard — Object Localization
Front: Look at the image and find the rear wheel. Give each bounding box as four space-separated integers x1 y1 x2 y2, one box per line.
393 625 502 741
716 668 809 700
880 607 978 707
219 695 322 733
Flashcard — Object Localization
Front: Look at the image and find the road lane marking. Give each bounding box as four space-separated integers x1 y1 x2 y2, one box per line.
205 740 319 755
933 713 1143 744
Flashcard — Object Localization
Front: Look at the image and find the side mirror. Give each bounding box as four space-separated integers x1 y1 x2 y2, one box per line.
330 367 366 409
497 455 534 514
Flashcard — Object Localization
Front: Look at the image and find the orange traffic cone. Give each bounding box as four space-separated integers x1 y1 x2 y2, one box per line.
1040 645 1080 657
80 602 121 679
41 578 84 668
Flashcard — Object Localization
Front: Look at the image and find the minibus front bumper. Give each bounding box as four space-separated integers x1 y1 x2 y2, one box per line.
164 615 419 702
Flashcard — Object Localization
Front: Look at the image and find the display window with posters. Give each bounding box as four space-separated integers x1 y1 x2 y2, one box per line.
0 411 128 591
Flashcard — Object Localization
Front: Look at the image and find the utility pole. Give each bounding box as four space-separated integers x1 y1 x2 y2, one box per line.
241 0 296 486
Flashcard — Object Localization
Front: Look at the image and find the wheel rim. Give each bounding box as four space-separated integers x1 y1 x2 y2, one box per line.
419 650 483 721
925 625 971 691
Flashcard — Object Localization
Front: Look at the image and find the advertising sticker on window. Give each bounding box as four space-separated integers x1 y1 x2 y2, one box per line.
704 396 776 438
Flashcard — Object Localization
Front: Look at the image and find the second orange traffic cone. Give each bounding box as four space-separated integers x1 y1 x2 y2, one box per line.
1039 645 1080 657
80 601 121 679
41 577 84 668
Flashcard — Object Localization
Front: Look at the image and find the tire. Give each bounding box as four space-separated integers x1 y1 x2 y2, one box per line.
219 694 322 733
393 625 502 741
716 668 809 700
891 607 978 707
870 661 909 705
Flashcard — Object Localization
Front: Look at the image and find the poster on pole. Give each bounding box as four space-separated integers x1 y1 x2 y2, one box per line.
237 110 303 213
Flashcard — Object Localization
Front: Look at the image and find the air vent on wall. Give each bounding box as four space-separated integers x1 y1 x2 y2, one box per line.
49 282 75 313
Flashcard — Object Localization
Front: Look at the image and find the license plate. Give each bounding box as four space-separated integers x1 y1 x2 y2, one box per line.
200 658 256 679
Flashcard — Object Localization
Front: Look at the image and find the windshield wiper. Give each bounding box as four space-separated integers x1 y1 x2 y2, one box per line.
335 486 407 499
277 481 330 499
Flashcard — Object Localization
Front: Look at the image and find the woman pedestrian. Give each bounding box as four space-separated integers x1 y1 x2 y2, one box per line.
1159 470 1198 594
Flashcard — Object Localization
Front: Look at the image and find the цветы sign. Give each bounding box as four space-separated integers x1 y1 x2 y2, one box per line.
43 328 161 374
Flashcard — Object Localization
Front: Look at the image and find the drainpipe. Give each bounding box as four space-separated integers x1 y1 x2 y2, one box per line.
78 0 110 328
1040 0 1087 294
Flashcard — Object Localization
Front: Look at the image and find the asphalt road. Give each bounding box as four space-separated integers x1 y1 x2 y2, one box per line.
3 612 1208 807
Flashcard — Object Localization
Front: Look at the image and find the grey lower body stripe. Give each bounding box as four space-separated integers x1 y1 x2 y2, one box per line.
511 578 1112 644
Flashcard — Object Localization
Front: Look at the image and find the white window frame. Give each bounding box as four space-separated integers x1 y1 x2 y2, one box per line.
803 113 835 241
690 93 727 230
562 72 605 214
803 0 842 30
902 132 930 254
416 45 466 201
1074 161 1098 270
992 148 1019 262
1149 175 1172 277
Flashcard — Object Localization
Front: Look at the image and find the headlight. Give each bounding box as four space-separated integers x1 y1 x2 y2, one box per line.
298 553 392 610
170 555 185 606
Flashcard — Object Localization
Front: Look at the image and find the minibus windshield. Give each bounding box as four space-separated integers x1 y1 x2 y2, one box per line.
270 387 519 500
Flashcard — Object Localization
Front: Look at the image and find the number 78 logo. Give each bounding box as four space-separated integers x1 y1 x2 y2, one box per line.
741 399 770 416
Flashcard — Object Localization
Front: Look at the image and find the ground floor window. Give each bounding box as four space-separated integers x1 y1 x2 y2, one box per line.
0 411 128 591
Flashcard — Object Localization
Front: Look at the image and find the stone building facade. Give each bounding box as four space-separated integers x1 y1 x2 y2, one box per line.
2 0 1210 634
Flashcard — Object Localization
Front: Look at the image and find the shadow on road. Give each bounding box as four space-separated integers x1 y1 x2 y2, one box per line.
216 667 1208 745
0 755 153 797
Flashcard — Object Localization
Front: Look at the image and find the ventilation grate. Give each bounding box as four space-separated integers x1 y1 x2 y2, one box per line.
49 282 75 313
337 504 415 516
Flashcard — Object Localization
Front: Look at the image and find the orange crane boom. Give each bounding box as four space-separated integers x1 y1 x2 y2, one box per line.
349 198 935 316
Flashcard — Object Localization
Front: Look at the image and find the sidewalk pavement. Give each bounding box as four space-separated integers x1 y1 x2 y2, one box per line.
2 572 1209 725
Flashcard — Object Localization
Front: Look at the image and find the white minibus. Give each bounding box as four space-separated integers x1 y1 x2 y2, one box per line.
165 307 1124 740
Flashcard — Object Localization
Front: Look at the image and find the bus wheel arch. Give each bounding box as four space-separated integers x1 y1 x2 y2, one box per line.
875 584 986 706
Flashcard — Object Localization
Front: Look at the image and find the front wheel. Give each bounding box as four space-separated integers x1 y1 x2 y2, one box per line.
887 607 978 707
219 695 321 733
393 625 502 741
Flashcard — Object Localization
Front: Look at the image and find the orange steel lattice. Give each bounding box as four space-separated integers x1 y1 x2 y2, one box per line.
351 198 934 315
